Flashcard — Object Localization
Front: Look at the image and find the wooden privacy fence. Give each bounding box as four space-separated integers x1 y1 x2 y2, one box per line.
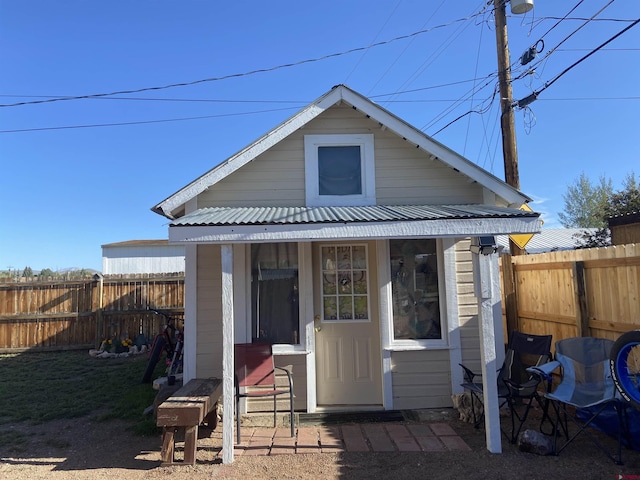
501 243 640 346
0 274 184 352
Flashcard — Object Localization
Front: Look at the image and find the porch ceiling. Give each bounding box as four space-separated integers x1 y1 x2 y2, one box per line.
168 204 542 244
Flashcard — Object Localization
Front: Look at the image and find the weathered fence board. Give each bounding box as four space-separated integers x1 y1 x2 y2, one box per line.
501 243 640 347
0 274 184 352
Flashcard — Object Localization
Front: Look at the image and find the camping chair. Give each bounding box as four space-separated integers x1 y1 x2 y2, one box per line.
528 336 632 465
234 342 294 444
460 331 552 443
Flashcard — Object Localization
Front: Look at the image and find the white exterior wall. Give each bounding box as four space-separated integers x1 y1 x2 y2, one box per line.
102 244 185 274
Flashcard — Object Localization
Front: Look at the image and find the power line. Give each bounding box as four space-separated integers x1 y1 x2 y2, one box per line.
344 0 403 84
0 77 491 105
513 0 616 82
0 107 300 134
365 0 448 95
0 94 309 104
515 17 640 108
0 12 485 109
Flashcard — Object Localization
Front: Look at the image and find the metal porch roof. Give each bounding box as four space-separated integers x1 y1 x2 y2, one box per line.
170 204 538 227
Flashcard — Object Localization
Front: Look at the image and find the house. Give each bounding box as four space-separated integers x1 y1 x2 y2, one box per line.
101 240 185 274
152 85 542 462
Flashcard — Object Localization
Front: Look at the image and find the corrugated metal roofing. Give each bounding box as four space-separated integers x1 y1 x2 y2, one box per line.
170 204 538 227
496 228 596 254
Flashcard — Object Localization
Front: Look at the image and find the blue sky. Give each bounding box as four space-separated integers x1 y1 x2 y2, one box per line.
1 0 638 272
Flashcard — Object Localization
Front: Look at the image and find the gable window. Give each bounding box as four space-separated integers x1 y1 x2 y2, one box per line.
389 239 442 341
251 243 299 345
304 134 375 206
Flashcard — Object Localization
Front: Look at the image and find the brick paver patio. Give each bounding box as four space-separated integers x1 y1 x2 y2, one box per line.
232 423 471 456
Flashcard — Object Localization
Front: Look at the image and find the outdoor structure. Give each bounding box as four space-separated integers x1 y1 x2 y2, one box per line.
151 85 542 463
608 212 640 245
101 240 185 274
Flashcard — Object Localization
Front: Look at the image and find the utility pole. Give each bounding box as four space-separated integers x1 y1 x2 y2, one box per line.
494 0 525 256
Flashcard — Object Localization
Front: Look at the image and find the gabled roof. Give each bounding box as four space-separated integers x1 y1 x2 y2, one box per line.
152 85 531 219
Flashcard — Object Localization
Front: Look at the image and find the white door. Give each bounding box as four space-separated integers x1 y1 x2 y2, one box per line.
314 243 382 407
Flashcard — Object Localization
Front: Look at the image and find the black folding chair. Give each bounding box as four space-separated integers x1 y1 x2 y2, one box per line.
460 331 552 443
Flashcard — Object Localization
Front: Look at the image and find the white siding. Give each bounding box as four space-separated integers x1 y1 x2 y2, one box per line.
102 244 185 274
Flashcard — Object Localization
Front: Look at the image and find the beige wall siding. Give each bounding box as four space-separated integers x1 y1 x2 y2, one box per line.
197 104 483 207
195 245 224 380
455 239 481 372
375 134 483 204
390 349 452 409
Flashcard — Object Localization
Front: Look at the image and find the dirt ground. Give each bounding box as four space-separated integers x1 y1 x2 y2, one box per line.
0 408 639 480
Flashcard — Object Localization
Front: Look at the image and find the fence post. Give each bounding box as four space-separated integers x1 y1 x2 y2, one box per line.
92 274 104 347
501 254 519 339
572 261 590 337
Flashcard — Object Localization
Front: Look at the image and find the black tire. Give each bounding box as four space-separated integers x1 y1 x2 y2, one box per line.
610 330 640 409
142 336 166 384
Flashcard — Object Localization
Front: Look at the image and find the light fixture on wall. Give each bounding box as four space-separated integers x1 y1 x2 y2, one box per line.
470 236 498 255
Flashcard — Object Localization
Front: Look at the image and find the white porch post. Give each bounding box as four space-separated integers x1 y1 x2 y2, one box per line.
475 250 503 454
221 244 235 464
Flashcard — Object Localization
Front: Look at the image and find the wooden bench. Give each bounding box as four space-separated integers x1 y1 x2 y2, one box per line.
156 377 222 466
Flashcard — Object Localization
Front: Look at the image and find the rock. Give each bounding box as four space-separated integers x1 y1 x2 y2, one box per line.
518 429 554 456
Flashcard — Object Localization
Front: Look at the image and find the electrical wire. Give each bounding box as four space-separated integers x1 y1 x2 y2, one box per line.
365 0 448 95
344 0 403 84
0 94 308 104
516 17 640 107
382 6 481 104
535 0 585 42
0 12 486 109
0 76 496 105
463 14 486 155
513 0 617 82
0 106 301 134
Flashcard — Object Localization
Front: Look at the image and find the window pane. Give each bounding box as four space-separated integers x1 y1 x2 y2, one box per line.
318 146 362 195
390 239 441 340
321 245 369 322
251 243 299 344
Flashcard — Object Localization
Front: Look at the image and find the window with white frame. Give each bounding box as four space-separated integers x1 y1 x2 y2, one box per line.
389 239 442 341
304 134 375 206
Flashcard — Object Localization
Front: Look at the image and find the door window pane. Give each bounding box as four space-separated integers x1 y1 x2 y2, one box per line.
390 239 441 340
251 243 299 344
322 245 369 322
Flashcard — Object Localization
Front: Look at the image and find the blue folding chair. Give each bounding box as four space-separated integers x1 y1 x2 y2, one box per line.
529 337 633 465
